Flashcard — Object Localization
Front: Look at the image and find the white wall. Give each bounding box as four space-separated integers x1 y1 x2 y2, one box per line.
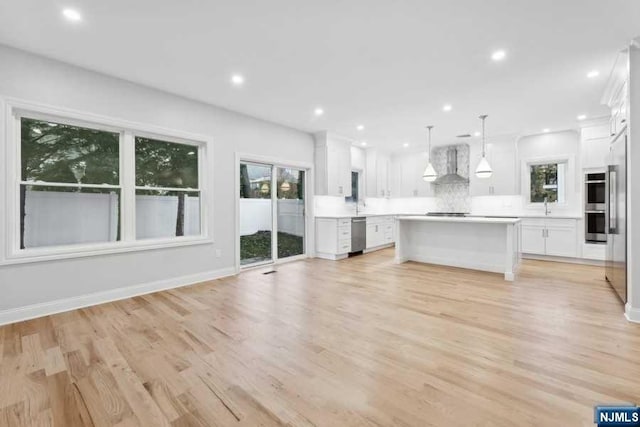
516 130 581 216
0 45 313 315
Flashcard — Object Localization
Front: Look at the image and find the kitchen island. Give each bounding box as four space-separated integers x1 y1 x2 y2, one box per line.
395 216 522 281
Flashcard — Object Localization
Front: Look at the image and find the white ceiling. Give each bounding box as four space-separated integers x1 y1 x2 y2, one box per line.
1 0 639 150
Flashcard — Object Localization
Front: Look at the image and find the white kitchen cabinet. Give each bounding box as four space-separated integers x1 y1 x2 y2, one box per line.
602 52 627 137
366 149 392 198
521 222 546 254
580 123 610 170
469 137 517 196
365 216 394 250
315 217 351 260
390 152 433 197
521 218 578 257
314 131 352 197
545 224 578 257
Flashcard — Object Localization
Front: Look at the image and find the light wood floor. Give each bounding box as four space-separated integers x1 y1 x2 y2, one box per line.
1 249 639 426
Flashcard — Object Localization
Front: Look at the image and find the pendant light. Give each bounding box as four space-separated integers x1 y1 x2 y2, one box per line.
475 114 493 179
260 182 270 194
422 125 437 182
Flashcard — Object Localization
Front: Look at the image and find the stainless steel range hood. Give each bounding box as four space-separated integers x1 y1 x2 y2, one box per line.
434 147 469 185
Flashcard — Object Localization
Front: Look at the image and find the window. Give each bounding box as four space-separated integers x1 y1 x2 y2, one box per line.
346 171 359 202
135 137 201 239
6 102 209 262
20 117 121 249
530 162 566 203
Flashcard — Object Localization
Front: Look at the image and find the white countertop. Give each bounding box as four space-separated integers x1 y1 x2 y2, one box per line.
315 213 408 219
397 215 521 224
469 214 582 219
316 213 581 220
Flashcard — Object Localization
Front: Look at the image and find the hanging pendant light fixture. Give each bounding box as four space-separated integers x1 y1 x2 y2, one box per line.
422 125 437 182
475 114 493 179
260 182 270 194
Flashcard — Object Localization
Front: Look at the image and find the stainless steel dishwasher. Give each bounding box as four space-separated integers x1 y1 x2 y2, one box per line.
351 217 366 253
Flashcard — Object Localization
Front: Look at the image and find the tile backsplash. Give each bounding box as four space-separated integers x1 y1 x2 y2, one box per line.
432 144 471 212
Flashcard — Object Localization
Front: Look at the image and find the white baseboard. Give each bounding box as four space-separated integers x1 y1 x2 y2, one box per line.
315 252 348 260
363 243 394 254
406 253 504 275
625 303 640 323
522 253 605 266
0 267 237 326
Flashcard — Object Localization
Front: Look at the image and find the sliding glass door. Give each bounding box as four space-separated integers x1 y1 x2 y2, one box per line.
239 162 306 267
239 162 273 266
276 167 305 259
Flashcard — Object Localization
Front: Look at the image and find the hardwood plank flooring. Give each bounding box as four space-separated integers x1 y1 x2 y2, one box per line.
1 249 639 426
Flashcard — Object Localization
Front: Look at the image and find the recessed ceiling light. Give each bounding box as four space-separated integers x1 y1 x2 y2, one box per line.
577 114 587 121
62 8 82 22
361 141 367 146
314 107 324 116
442 104 453 112
542 128 550 133
356 125 365 131
473 131 481 137
230 74 244 86
491 50 506 61
403 142 409 148
587 70 600 79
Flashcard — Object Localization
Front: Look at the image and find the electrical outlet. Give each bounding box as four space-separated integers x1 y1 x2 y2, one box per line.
215 249 222 258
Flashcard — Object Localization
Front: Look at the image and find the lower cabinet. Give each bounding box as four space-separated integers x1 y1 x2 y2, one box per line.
521 218 578 258
315 218 351 260
521 222 546 254
366 216 395 249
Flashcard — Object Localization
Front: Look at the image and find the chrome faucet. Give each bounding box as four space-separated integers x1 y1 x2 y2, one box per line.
544 197 551 216
354 199 366 216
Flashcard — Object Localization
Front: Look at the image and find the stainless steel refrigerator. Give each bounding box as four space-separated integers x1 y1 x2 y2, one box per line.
605 128 627 303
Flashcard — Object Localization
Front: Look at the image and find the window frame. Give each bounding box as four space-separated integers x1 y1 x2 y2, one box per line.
521 154 573 208
2 98 212 265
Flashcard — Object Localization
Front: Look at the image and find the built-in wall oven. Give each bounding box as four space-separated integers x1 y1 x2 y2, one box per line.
585 172 606 243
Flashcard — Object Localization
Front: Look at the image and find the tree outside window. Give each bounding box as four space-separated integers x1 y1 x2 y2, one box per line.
530 163 565 203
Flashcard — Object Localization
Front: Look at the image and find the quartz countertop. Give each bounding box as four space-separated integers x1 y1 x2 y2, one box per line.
315 213 581 220
397 215 521 224
315 213 409 219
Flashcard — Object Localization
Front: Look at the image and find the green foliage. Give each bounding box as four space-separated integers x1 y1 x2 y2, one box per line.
240 231 303 264
135 137 198 188
530 163 558 203
21 118 119 185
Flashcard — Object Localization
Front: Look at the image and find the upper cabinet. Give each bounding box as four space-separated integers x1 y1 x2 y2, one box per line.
314 131 352 197
580 121 610 170
366 148 391 198
390 151 433 197
469 136 517 196
602 51 628 137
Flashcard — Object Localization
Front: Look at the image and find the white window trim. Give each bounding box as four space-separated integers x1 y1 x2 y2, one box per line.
1 97 213 265
521 154 574 208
